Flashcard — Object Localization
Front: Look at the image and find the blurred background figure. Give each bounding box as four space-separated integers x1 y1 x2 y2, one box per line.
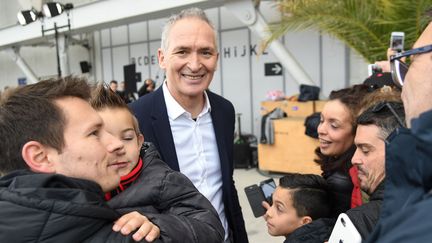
138 78 155 97
109 80 118 92
115 81 128 103
118 81 125 93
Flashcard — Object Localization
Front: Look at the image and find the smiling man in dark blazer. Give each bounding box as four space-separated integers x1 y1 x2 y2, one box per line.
130 7 248 243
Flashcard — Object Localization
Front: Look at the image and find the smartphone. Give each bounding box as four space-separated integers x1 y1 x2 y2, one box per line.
328 213 362 243
367 64 382 76
390 32 405 52
244 184 267 218
259 178 276 204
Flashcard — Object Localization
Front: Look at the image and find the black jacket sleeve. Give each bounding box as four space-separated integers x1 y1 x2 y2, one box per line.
108 144 224 243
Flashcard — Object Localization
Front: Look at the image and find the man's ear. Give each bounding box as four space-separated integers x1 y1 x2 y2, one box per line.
300 216 313 226
157 48 166 69
21 141 56 173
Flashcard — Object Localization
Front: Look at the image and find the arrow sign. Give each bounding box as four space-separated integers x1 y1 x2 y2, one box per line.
265 62 283 76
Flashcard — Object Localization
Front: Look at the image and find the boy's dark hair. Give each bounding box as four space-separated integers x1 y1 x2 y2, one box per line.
0 76 91 174
357 101 405 140
279 173 331 220
90 83 140 134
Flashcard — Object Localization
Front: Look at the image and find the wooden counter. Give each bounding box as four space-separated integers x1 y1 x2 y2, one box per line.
258 117 321 175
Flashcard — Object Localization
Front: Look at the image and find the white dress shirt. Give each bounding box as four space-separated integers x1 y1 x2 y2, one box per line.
162 82 229 240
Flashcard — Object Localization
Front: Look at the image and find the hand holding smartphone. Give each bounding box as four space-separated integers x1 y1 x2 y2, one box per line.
244 184 267 217
390 32 405 52
244 178 276 218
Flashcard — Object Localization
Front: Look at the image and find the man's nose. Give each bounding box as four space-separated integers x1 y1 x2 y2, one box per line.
187 53 202 71
351 148 361 165
105 132 125 153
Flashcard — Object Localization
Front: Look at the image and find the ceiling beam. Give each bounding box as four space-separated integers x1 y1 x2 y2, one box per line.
0 0 223 50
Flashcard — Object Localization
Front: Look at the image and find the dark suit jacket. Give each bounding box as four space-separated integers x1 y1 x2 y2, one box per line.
130 87 248 243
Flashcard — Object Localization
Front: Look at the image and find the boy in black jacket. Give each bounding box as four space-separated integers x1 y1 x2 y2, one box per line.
263 173 332 243
90 84 224 243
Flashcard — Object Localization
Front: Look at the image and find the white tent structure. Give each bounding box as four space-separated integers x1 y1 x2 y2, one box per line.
0 0 368 136
1 0 314 86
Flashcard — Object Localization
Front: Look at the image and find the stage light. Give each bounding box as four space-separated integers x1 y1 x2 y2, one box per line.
42 2 74 18
17 2 74 77
17 9 39 26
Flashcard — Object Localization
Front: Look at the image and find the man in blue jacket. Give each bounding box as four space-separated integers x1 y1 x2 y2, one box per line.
366 22 432 242
130 7 248 243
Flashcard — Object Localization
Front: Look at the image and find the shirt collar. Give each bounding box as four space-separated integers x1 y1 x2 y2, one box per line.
162 81 212 120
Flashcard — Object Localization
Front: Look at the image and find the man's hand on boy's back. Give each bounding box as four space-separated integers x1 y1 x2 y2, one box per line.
113 211 160 242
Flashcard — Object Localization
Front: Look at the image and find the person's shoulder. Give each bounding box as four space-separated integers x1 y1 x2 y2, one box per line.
285 218 335 243
139 147 197 194
141 144 170 173
412 109 432 136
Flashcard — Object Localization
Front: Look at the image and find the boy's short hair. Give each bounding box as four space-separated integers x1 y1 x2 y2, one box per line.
90 83 140 135
0 76 91 174
279 173 331 220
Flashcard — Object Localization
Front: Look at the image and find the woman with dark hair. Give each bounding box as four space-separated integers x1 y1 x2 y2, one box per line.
315 84 370 217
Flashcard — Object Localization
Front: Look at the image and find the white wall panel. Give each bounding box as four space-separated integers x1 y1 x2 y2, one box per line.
221 29 252 134
148 18 166 41
208 56 222 95
111 25 128 46
94 30 103 81
21 46 57 78
67 45 90 76
149 41 163 87
130 43 149 90
101 29 111 47
0 52 25 88
258 1 281 24
112 46 129 82
251 35 284 136
102 48 112 82
284 30 320 96
204 8 219 30
322 34 346 97
129 21 148 43
220 6 244 29
349 50 368 85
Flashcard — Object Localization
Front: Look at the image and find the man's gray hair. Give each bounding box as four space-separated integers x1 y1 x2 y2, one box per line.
160 7 218 51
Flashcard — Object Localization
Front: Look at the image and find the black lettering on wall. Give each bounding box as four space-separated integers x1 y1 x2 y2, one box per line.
223 47 231 58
